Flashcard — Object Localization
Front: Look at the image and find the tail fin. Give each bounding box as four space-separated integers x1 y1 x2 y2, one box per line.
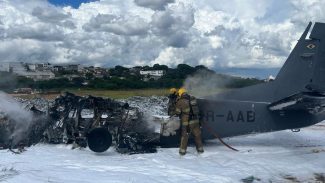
205 22 325 103
275 22 325 94
306 22 325 92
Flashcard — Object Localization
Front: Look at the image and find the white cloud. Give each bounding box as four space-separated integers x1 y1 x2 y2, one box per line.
31 6 76 29
251 45 264 59
199 56 215 68
150 47 183 67
209 35 224 49
194 9 238 34
0 0 325 71
151 2 195 47
83 14 149 36
134 0 175 11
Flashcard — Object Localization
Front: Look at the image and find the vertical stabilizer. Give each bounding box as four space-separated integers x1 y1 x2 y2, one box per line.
274 22 325 97
306 22 325 93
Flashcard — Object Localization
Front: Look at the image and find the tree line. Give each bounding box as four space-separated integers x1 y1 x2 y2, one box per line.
0 64 263 91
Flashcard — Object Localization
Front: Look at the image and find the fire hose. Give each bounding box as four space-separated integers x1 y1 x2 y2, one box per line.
202 122 239 152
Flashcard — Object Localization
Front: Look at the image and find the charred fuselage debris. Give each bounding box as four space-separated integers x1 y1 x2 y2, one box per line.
0 92 160 154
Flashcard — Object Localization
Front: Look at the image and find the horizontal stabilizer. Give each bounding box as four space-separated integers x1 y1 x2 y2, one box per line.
268 92 325 114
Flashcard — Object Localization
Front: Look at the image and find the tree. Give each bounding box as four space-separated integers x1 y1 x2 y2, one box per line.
72 77 85 87
153 63 168 70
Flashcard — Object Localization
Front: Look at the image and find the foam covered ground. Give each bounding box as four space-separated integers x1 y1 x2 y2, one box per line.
1 122 325 183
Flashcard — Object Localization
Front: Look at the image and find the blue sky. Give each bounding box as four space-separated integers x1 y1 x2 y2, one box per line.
48 0 98 8
1 0 325 78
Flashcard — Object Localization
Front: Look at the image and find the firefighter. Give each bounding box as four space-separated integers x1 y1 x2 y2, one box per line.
167 88 178 116
175 88 204 155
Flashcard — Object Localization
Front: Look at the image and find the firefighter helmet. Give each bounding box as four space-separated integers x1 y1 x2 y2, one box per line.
178 88 187 97
169 88 177 94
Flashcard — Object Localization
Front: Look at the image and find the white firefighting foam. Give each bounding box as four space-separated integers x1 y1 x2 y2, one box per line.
1 124 325 182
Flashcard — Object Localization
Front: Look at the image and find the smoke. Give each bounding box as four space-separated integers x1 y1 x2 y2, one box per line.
0 91 33 145
142 112 161 133
183 70 232 98
121 96 168 133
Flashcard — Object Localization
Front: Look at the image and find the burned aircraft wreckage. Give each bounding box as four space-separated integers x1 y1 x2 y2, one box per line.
4 22 325 155
0 93 178 154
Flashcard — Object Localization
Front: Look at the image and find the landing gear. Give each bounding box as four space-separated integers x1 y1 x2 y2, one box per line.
291 129 300 132
87 127 112 153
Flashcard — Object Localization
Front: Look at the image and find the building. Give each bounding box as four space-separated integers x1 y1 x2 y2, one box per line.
0 62 26 73
66 64 79 72
93 67 108 78
52 65 64 72
51 64 83 72
27 64 37 71
139 70 165 77
0 62 55 80
18 71 55 80
26 63 51 71
140 70 165 81
37 63 51 71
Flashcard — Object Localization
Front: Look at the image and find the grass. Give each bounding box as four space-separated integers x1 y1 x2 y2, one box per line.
10 87 231 100
65 88 230 99
11 88 170 99
66 89 170 99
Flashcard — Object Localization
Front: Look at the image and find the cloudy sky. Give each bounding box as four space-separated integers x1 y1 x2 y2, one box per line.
0 0 324 77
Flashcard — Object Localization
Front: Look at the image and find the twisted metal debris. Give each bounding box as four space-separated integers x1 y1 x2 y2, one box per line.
0 92 160 154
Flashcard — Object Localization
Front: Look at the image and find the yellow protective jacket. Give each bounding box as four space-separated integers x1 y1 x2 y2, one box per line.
175 93 199 126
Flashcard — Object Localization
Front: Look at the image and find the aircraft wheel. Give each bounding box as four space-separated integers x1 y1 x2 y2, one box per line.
87 127 112 153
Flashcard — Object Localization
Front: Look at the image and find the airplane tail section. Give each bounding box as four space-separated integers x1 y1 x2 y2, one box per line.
206 22 325 106
269 22 325 113
275 22 325 95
